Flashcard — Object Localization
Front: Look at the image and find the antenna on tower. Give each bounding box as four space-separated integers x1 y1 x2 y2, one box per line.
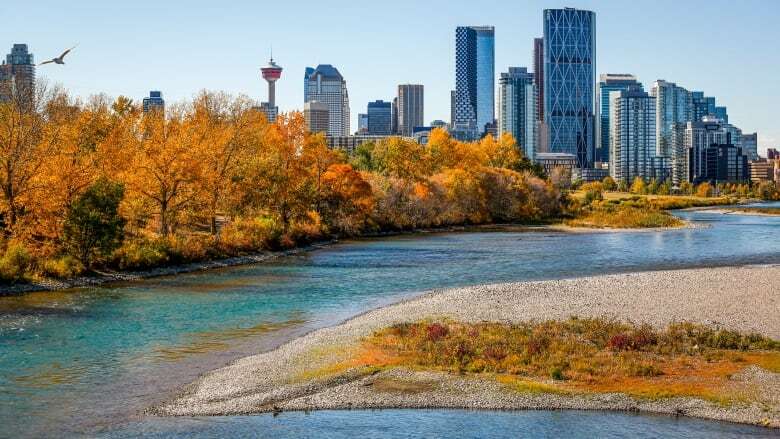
270 45 273 62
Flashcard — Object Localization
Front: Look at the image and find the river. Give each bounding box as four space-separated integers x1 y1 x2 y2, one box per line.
1 205 779 438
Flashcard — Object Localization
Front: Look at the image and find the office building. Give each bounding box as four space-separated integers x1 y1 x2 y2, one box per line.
304 101 329 134
533 37 544 121
714 106 728 124
259 56 283 122
142 91 165 113
304 64 350 136
598 74 642 163
326 134 412 154
742 133 758 161
750 159 774 183
357 113 368 134
0 44 35 102
609 88 664 182
367 100 392 135
543 8 596 168
453 25 495 139
397 84 424 137
498 67 537 160
691 91 716 122
651 80 691 158
536 152 577 181
391 97 399 134
768 148 779 160
430 120 448 130
682 116 730 184
690 143 749 184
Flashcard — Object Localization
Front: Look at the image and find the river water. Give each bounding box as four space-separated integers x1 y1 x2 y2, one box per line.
1 205 779 438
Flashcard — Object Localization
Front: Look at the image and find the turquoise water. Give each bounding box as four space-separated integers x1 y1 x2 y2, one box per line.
102 410 779 438
1 206 780 438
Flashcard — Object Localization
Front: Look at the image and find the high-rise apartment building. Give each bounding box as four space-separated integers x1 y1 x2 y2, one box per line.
304 101 329 134
651 80 692 158
609 89 663 183
143 91 165 113
304 65 350 136
690 91 716 122
367 100 392 135
543 8 596 168
682 116 730 184
453 26 495 140
498 67 537 161
597 74 642 163
397 84 424 137
0 44 35 102
533 38 544 121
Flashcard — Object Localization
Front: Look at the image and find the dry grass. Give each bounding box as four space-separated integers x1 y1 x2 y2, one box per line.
349 318 780 404
567 205 684 229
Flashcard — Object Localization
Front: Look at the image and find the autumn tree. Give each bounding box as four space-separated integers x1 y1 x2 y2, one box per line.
319 164 374 234
0 81 63 236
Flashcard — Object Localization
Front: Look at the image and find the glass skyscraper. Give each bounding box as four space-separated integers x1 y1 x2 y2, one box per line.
651 80 692 158
453 26 494 140
498 67 537 161
142 91 165 113
598 74 642 163
609 89 663 183
367 100 392 135
543 8 596 168
0 44 35 102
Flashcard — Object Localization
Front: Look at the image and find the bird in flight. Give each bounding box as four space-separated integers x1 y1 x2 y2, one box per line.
38 45 77 66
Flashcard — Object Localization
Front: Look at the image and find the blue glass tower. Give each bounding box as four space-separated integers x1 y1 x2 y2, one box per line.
367 100 392 135
543 8 596 168
453 26 494 140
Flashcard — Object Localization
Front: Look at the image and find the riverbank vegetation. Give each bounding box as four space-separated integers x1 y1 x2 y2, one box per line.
350 318 780 404
727 207 780 216
0 84 561 285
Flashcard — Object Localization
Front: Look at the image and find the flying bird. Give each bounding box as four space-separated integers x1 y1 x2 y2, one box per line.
38 45 77 66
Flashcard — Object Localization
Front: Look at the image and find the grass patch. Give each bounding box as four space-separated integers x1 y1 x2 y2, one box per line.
567 204 684 229
355 318 780 404
370 377 437 394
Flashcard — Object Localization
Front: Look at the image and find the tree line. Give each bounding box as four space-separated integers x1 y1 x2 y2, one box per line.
0 82 562 282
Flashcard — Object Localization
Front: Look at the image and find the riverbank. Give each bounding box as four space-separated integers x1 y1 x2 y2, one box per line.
153 265 780 428
0 220 688 295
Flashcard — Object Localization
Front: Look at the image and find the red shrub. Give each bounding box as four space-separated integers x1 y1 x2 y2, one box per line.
426 323 449 342
608 333 632 351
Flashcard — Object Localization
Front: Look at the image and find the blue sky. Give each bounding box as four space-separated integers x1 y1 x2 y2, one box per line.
2 0 779 153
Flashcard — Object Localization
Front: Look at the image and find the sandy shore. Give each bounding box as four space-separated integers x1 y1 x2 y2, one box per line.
153 264 780 427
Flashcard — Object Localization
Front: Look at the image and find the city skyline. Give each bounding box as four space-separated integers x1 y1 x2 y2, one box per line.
1 0 779 153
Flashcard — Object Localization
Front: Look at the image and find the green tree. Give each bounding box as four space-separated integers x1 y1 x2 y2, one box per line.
63 178 126 269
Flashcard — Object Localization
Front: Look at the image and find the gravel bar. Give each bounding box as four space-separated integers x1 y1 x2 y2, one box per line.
154 264 780 427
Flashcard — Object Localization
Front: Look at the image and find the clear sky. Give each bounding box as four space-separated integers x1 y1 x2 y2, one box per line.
2 0 779 153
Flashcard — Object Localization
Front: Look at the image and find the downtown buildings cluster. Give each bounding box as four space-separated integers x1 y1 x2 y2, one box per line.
3 8 780 186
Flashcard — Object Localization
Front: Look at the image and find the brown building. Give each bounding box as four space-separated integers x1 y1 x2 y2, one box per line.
533 37 544 121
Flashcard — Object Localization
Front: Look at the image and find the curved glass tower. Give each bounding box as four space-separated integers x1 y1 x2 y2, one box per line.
454 26 495 140
543 8 596 168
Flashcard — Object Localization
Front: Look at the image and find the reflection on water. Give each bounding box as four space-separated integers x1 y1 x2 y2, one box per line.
151 317 307 361
1 206 780 438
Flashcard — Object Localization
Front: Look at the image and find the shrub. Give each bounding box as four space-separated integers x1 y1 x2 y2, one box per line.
426 323 449 341
696 182 714 198
0 242 34 283
40 255 85 279
219 216 282 252
601 176 617 191
111 239 171 271
549 366 566 381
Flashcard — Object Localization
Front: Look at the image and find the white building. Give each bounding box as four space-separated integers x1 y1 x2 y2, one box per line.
304 65 350 136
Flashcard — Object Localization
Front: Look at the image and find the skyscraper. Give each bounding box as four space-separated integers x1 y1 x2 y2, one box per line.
304 101 329 134
397 84 424 137
742 133 758 161
543 8 596 168
498 67 537 161
357 113 369 134
304 65 350 136
651 80 692 158
598 74 642 164
367 100 392 135
608 88 661 183
143 91 165 113
260 56 283 122
453 25 495 140
0 44 35 102
533 38 544 122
